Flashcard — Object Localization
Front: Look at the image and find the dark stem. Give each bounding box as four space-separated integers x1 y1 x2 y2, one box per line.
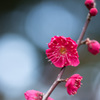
77 13 91 47
42 66 66 100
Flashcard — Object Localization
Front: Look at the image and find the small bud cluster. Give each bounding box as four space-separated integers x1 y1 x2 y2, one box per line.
85 0 98 16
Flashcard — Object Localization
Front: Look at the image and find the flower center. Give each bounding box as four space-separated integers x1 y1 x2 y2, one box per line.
60 47 67 54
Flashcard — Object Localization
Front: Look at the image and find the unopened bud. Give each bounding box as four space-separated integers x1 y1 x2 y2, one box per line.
85 0 94 10
89 8 98 16
86 40 100 55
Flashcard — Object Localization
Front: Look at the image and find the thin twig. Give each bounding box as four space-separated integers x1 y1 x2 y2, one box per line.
77 13 91 47
42 66 66 100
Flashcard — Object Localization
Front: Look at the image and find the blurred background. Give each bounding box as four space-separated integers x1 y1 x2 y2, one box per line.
0 0 100 100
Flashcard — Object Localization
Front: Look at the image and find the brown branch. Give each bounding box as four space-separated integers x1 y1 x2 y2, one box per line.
77 13 91 47
42 3 96 100
42 66 66 100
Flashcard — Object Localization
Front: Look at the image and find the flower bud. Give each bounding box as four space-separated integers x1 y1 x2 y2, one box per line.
89 8 98 16
85 0 94 10
86 40 100 55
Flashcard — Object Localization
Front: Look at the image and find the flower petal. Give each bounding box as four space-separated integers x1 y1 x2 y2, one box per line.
53 56 65 68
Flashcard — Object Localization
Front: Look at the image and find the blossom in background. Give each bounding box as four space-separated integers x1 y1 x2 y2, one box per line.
24 90 54 100
65 74 83 95
46 36 80 68
86 39 100 55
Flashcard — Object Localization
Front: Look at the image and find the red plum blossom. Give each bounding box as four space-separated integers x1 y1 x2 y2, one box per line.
46 36 80 68
65 74 83 95
24 90 54 100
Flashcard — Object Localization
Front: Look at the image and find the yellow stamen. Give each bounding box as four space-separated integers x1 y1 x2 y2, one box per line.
60 47 67 54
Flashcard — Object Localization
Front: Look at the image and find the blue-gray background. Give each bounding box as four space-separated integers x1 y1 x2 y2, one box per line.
0 0 100 100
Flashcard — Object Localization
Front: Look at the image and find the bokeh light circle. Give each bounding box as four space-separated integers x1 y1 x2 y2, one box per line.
0 33 40 98
25 2 81 50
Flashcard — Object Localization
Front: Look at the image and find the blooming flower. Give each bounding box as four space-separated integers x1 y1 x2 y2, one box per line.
24 90 54 100
46 36 80 68
65 74 83 95
86 39 100 55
